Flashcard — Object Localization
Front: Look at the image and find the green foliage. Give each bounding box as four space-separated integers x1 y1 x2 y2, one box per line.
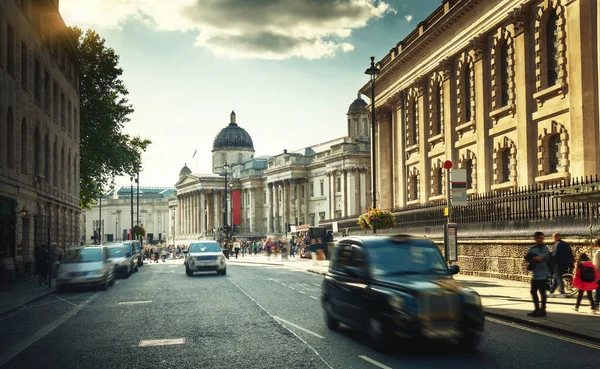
70 27 151 208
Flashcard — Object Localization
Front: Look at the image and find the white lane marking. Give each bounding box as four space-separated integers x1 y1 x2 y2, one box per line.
310 296 319 300
227 278 333 369
299 291 306 295
52 293 80 307
289 287 295 290
281 283 286 286
138 338 186 347
0 292 101 367
168 266 179 268
119 300 152 305
358 355 393 369
273 316 325 339
311 283 320 287
486 317 600 351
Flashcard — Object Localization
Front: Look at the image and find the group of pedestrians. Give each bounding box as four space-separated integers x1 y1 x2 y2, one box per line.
526 232 600 317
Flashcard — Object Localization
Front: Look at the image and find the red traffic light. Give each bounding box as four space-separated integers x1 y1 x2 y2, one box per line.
443 160 453 170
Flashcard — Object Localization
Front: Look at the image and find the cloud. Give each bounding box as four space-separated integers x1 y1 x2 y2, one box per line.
60 0 393 60
405 14 413 22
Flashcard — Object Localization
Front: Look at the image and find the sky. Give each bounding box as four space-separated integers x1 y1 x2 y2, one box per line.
59 0 441 188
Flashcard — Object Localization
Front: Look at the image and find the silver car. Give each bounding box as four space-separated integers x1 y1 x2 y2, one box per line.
184 241 227 276
57 246 115 291
106 244 134 278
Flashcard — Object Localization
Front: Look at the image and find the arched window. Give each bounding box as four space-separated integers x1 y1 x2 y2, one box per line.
464 63 472 122
61 146 66 189
435 85 442 135
409 175 419 201
44 134 50 182
410 99 418 145
67 152 71 192
500 43 510 107
53 139 58 186
500 149 511 183
433 168 443 196
548 134 562 173
34 126 41 175
21 119 28 174
465 159 474 190
73 159 78 193
546 10 560 87
7 107 14 168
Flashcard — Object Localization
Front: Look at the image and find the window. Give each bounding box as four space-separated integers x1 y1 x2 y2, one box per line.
21 42 28 89
500 149 511 183
335 210 342 219
310 214 315 226
44 71 51 113
310 182 314 197
61 92 66 129
67 153 71 192
301 184 304 199
464 63 472 122
61 147 65 188
336 177 341 192
465 160 474 190
410 99 418 145
53 140 58 186
7 107 14 168
331 244 353 271
7 24 14 75
34 58 41 102
434 85 442 135
44 134 50 181
433 168 443 196
53 81 58 121
548 134 561 174
34 126 40 175
67 101 72 135
409 175 418 201
320 180 324 196
500 43 510 107
546 10 560 87
21 119 27 174
319 212 326 221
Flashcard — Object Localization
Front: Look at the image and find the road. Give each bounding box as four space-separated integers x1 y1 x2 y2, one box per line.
1 260 599 369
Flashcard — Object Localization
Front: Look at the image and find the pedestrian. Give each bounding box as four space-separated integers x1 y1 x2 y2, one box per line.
549 232 574 298
524 232 550 317
36 244 49 286
572 253 599 314
234 240 240 259
594 239 600 312
310 238 319 266
253 242 258 256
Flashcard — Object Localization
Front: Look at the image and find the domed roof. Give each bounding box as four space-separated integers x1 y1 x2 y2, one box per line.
348 92 368 115
212 111 255 151
179 164 192 177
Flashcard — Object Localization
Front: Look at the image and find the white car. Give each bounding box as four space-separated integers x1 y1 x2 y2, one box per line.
184 241 227 276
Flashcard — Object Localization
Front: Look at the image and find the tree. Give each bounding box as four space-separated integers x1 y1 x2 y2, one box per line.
69 27 151 208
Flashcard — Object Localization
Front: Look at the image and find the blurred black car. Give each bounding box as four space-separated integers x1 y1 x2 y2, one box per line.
321 235 484 351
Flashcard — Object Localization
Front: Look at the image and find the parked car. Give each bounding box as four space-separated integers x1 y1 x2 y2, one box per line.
123 240 143 268
56 246 115 292
106 244 134 278
321 235 484 351
184 241 227 276
119 241 139 273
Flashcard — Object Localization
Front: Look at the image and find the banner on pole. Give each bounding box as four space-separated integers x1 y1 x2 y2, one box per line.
451 169 468 206
232 190 241 225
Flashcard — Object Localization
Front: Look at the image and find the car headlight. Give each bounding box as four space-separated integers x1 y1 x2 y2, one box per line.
462 289 482 306
218 255 225 263
91 269 104 276
388 295 405 311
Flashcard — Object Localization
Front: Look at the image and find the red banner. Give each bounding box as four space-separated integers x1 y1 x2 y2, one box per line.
232 190 241 225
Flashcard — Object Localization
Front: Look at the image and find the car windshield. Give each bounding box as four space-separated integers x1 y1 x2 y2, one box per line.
189 243 221 253
107 246 125 258
123 243 132 253
368 240 448 277
62 248 103 263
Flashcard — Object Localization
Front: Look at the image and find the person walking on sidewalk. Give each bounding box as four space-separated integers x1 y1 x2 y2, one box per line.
549 233 574 298
572 253 599 314
524 232 550 317
594 239 600 311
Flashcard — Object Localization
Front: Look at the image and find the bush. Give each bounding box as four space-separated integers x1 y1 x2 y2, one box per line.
357 207 395 231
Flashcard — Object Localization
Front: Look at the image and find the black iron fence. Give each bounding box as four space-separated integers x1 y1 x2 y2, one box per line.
321 175 600 238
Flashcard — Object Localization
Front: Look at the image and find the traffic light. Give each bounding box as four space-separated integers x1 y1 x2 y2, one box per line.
233 224 238 233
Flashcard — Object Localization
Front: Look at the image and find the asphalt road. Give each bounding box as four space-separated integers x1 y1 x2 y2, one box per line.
1 260 599 369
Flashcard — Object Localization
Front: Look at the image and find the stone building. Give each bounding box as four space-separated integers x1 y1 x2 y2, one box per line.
360 0 600 210
171 101 371 244
0 0 80 258
81 186 174 245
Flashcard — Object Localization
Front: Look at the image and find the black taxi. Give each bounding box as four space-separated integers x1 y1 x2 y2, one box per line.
321 235 484 351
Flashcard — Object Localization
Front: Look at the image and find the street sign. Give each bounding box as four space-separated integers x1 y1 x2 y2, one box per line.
444 223 458 262
332 221 339 233
451 169 468 206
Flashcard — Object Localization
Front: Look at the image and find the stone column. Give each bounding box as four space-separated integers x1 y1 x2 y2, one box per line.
303 180 309 225
248 188 254 233
295 182 301 224
213 190 219 232
354 168 361 215
200 190 206 236
329 171 336 217
342 169 348 217
416 77 430 203
274 182 280 233
364 168 372 208
266 183 273 233
471 35 491 192
395 96 407 207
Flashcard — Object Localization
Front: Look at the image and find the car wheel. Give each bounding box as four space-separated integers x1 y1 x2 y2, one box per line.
221 268 226 276
186 267 193 277
100 278 108 291
367 316 390 352
134 264 139 273
323 300 339 330
459 330 482 351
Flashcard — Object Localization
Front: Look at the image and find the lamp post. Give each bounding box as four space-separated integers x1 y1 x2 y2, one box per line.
228 181 234 238
130 176 134 240
98 193 102 244
223 161 229 241
365 56 380 233
136 162 141 228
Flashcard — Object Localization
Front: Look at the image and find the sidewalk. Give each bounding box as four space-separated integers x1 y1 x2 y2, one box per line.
229 255 600 342
0 278 56 316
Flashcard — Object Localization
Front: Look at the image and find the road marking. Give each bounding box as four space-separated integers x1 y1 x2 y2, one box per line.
310 296 319 300
289 287 295 290
299 291 306 294
358 355 393 369
311 283 320 287
0 292 101 367
52 293 80 307
486 317 600 351
168 266 179 268
228 279 333 369
138 338 186 347
273 317 325 339
119 300 152 305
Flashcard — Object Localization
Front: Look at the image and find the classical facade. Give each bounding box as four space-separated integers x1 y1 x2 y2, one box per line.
360 0 600 210
0 0 80 258
171 101 372 243
81 187 174 245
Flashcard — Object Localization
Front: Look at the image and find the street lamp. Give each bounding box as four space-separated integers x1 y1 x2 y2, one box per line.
223 161 229 241
228 181 234 238
135 162 141 228
130 176 134 240
365 56 380 232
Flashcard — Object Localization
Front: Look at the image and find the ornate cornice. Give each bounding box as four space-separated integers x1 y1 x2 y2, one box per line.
439 57 453 80
509 4 528 36
469 34 486 62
